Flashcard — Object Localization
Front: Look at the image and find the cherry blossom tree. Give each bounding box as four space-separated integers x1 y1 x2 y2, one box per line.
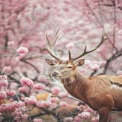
0 0 122 122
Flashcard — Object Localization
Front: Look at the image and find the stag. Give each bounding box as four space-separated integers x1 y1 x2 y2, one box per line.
45 32 122 122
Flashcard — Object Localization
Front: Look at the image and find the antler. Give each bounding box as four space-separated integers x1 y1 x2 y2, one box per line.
71 32 108 61
68 50 72 61
46 30 61 61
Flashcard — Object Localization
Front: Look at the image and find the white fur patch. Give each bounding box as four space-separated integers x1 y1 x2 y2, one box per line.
110 84 122 90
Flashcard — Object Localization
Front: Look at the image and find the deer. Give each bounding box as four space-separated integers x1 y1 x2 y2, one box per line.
45 32 122 122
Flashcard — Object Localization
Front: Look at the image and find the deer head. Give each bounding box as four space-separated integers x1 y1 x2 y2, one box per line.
46 31 107 82
46 53 85 80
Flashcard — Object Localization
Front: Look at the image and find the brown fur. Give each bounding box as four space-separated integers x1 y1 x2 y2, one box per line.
63 73 122 122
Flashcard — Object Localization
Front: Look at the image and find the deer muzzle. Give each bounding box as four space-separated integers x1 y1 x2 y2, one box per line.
52 71 59 77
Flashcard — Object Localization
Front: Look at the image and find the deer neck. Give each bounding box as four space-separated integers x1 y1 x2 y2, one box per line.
61 70 89 101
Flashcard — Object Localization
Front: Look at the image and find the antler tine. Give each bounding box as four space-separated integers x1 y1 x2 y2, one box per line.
46 30 61 61
68 50 72 61
51 29 60 47
72 32 108 61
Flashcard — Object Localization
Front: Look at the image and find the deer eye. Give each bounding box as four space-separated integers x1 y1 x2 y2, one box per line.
67 66 72 69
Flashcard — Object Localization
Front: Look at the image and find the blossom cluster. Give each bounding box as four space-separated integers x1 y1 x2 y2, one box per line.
0 75 8 88
20 77 34 87
0 74 99 122
0 101 25 112
85 60 106 71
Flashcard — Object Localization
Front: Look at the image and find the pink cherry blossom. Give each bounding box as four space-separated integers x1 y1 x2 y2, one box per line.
0 91 7 100
74 116 82 122
0 75 8 87
18 86 29 93
9 82 18 90
2 66 12 74
85 107 94 113
6 90 16 96
92 0 99 2
36 100 51 108
66 42 75 49
0 104 7 112
8 41 15 47
34 83 45 90
33 118 43 122
77 104 87 111
85 60 106 70
24 96 37 105
0 101 25 112
58 91 68 98
59 101 68 107
116 70 122 75
51 86 61 95
64 117 73 122
99 61 106 67
78 111 91 119
13 108 23 121
16 46 29 55
89 63 100 70
37 75 49 83
20 77 34 87
85 60 91 65
21 114 28 119
49 103 58 109
16 101 25 107
49 97 59 103
11 57 20 66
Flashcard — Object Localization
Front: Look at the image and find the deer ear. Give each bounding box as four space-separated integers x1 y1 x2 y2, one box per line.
45 59 57 66
75 59 85 66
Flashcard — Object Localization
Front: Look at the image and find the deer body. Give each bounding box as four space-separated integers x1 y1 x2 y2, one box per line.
46 32 122 122
63 73 122 111
65 75 122 122
46 59 122 122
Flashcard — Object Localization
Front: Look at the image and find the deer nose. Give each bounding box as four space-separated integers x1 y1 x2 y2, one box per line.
52 72 58 77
